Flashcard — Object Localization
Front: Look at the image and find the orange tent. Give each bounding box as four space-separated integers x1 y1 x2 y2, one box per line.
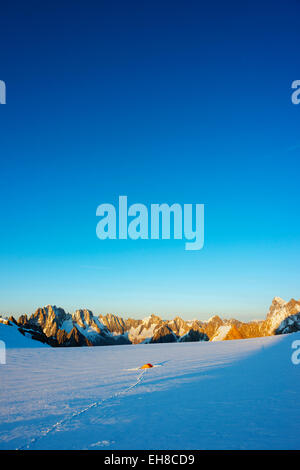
140 363 154 369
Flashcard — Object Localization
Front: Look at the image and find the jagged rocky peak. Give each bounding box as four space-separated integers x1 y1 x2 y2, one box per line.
56 325 93 347
73 309 93 326
265 297 300 334
172 316 188 327
73 309 102 334
266 296 300 320
226 318 243 327
142 314 162 327
150 324 177 343
34 305 68 323
200 314 224 339
179 329 209 342
172 315 186 323
267 297 286 318
99 313 127 334
18 314 29 325
205 315 223 324
189 320 205 333
25 305 70 338
125 317 142 329
274 296 286 304
168 316 190 336
139 313 165 330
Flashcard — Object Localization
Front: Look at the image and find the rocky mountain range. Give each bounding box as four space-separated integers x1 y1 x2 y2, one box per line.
0 296 300 347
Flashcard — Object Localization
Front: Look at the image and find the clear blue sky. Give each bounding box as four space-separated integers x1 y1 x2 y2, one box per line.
0 0 300 320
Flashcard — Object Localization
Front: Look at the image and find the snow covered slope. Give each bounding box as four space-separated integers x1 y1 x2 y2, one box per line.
211 325 232 341
0 323 49 349
0 333 299 449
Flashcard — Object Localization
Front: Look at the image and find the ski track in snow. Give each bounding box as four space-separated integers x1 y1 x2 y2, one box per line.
17 369 146 450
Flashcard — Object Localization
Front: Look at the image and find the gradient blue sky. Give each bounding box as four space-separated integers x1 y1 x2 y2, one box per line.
0 0 300 320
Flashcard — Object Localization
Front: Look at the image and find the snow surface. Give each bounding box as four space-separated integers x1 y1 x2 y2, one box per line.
211 325 231 341
60 319 74 334
0 331 300 450
0 324 49 349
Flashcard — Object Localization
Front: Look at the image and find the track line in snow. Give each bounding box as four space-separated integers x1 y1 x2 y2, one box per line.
16 369 146 450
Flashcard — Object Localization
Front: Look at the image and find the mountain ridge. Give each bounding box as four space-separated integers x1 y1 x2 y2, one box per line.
1 296 300 347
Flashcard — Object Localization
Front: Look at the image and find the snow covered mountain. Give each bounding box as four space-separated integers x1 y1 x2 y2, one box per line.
1 296 300 347
208 297 300 341
1 308 209 347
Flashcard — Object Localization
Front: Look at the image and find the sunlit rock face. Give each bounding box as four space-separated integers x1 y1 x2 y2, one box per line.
3 296 300 347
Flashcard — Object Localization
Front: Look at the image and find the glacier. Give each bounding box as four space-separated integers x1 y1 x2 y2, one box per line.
0 325 299 450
